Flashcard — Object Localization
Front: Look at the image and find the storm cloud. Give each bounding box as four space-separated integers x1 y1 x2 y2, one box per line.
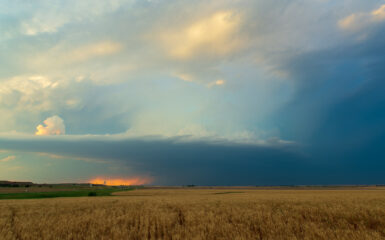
1 0 385 185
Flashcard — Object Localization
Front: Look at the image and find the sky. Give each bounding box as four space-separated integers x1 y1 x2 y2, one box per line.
1 0 385 185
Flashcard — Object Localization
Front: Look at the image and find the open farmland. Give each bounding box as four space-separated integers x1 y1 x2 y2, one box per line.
0 185 133 199
0 185 94 194
1 188 385 240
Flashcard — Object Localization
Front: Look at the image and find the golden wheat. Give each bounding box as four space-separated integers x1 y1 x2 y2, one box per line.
1 188 385 240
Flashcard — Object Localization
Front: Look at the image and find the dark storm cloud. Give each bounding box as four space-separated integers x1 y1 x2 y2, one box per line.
1 135 383 185
0 136 324 185
2 0 385 185
270 14 385 183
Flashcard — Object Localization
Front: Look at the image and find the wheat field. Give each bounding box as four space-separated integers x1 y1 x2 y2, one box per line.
1 188 385 240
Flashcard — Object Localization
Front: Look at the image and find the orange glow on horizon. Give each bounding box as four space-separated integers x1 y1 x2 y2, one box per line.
89 177 152 186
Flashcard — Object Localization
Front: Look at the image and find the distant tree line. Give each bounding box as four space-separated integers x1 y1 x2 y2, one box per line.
0 181 34 187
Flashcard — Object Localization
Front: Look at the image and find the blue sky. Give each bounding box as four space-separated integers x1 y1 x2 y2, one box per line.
1 0 385 185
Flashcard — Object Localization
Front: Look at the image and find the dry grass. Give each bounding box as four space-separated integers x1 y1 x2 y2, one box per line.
1 188 385 240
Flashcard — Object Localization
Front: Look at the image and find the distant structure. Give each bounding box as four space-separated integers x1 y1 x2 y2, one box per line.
104 180 107 185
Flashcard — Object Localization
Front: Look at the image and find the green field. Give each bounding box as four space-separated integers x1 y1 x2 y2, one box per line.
0 187 133 200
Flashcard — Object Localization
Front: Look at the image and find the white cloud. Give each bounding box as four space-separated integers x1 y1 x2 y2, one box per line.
0 75 58 96
0 155 16 162
174 73 226 87
22 16 67 36
20 0 128 36
174 73 194 82
67 41 123 63
35 116 66 136
159 11 243 59
207 79 225 88
0 75 59 111
338 4 385 31
24 41 133 85
31 41 123 69
372 4 385 21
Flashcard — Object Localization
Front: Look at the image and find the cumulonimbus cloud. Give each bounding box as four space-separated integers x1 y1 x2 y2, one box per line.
35 115 66 136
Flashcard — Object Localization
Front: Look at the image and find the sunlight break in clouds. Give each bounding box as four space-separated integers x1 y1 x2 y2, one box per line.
161 11 242 59
35 116 65 136
89 177 152 186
